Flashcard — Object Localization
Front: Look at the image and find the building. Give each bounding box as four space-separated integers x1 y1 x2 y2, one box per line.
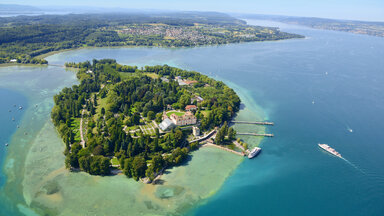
159 118 175 131
185 105 197 111
177 79 187 86
191 96 204 103
184 80 198 86
192 126 200 136
170 111 197 126
10 59 17 63
160 77 169 83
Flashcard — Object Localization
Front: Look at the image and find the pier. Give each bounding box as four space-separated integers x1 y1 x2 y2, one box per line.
231 121 274 125
202 143 245 157
236 133 274 137
48 64 65 68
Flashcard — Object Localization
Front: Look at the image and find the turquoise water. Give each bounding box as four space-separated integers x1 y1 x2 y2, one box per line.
1 19 384 215
0 89 28 188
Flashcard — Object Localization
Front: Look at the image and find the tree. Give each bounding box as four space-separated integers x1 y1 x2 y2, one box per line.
222 121 228 136
123 158 134 178
151 154 165 174
215 130 224 145
147 111 155 120
79 156 90 172
100 157 111 176
101 107 105 116
131 156 147 181
228 127 236 141
132 113 141 125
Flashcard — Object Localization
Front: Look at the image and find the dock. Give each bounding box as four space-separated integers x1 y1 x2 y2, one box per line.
48 64 65 68
236 133 274 137
202 143 245 157
231 121 274 125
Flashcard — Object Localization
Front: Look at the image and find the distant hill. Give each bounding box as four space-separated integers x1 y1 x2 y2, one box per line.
0 11 246 26
0 4 41 12
238 14 384 37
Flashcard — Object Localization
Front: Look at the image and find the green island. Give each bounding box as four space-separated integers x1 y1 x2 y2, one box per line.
0 12 303 64
52 59 248 182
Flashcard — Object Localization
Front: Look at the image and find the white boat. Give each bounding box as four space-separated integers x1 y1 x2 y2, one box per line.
318 143 342 158
248 147 261 159
5 143 8 147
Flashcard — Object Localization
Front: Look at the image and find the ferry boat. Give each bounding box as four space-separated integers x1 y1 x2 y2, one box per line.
248 147 261 159
318 143 342 158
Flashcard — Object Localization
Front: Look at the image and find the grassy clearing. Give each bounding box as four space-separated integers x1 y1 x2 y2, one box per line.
111 157 120 166
143 72 159 79
119 72 159 80
167 111 185 117
95 94 109 120
201 110 211 117
70 117 81 142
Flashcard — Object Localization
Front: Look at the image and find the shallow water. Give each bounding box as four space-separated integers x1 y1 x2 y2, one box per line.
1 19 384 215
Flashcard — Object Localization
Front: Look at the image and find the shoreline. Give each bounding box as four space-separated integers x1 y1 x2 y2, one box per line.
35 35 304 61
0 48 269 215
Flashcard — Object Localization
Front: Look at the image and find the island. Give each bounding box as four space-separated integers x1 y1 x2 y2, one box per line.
0 12 303 65
52 59 251 183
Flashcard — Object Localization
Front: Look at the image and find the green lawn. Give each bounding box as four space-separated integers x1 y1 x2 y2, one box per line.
95 93 109 120
201 110 211 117
111 157 120 166
70 117 81 142
119 72 159 80
166 111 185 117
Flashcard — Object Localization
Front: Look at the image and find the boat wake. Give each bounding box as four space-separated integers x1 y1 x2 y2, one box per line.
342 157 366 175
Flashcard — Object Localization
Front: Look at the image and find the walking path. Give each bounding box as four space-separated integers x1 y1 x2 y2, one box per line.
202 143 245 157
80 109 86 148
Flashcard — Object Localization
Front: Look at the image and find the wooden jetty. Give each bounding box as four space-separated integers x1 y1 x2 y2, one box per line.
48 64 65 68
202 143 245 157
236 133 274 137
231 121 274 126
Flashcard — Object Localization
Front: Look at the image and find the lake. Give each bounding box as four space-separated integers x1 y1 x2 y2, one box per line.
0 19 383 215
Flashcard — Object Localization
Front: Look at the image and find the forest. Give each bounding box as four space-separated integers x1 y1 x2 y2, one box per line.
52 59 241 182
0 12 303 65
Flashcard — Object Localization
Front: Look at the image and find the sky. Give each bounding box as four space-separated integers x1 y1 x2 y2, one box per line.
2 0 384 22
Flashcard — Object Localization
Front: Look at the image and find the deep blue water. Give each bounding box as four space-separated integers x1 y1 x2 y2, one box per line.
187 20 384 216
45 21 384 215
0 19 383 215
0 88 27 188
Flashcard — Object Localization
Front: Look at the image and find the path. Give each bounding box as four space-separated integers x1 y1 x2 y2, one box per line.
202 143 245 156
80 109 86 148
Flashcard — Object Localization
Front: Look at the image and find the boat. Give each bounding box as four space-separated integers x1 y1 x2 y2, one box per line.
19 106 23 110
248 147 261 159
5 143 8 147
318 143 342 158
